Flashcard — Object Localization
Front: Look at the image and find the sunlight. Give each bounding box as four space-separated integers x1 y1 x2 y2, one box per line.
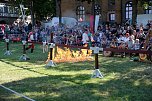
134 80 140 86
102 72 121 82
92 89 109 97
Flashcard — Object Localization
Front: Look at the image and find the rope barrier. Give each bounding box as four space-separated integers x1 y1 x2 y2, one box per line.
103 48 152 55
0 84 36 101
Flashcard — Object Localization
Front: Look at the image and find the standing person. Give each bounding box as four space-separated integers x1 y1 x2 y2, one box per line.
82 29 89 47
46 26 51 43
4 25 10 39
26 30 35 53
28 22 32 32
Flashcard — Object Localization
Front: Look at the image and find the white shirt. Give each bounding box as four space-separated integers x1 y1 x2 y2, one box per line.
118 36 125 43
82 32 89 44
123 37 129 43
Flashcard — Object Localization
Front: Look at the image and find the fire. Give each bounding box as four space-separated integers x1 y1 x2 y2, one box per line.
46 46 93 63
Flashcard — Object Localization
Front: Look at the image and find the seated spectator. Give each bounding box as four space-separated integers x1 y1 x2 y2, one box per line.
134 39 140 50
110 38 117 48
122 33 129 44
118 34 125 45
126 36 134 50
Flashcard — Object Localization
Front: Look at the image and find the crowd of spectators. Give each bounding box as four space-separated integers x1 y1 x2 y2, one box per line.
0 20 152 52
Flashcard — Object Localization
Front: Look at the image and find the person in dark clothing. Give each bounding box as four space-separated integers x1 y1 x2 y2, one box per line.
28 22 32 31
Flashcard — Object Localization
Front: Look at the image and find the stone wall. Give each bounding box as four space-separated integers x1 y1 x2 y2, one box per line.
60 0 145 24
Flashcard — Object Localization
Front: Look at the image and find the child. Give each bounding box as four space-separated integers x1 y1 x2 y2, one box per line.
134 39 140 50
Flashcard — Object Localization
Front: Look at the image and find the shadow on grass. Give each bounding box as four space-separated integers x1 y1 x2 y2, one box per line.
1 67 152 101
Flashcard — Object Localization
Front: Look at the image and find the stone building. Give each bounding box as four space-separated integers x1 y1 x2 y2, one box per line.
57 0 152 25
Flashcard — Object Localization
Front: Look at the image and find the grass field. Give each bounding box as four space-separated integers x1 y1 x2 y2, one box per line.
0 41 152 101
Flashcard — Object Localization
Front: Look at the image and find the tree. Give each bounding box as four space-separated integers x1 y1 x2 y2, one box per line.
32 0 56 21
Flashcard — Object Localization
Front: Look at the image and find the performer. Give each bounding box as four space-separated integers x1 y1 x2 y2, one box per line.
26 30 35 53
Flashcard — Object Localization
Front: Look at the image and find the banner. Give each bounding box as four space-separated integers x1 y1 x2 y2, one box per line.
90 15 94 33
95 15 100 33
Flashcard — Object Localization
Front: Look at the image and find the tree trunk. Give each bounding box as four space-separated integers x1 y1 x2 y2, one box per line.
30 1 35 27
132 0 138 25
55 0 62 26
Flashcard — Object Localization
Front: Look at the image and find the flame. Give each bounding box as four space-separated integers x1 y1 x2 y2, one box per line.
46 46 93 63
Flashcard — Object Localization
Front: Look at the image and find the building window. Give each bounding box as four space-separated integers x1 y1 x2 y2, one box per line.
144 1 152 14
109 13 115 21
4 6 8 13
0 7 3 13
94 4 101 15
125 1 132 20
145 8 152 14
76 5 85 21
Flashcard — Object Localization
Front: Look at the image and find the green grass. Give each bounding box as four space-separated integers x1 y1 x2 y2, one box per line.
0 41 152 101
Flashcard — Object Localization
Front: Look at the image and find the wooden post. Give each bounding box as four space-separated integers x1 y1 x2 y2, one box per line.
46 33 56 67
19 41 29 61
23 44 26 54
50 33 53 60
90 47 103 78
95 54 99 69
50 47 53 60
6 42 9 51
4 39 12 55
50 33 53 43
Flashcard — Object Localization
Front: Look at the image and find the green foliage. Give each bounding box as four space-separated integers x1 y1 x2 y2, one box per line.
5 0 56 21
32 0 56 20
138 0 152 7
